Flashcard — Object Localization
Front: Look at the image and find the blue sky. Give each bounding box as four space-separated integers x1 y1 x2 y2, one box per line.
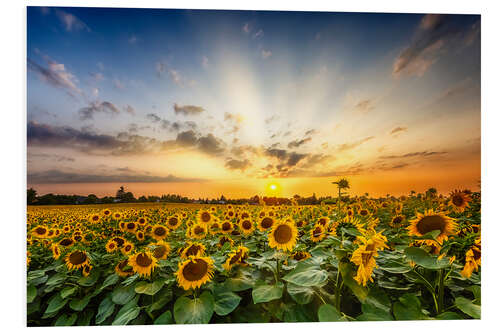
26 7 481 197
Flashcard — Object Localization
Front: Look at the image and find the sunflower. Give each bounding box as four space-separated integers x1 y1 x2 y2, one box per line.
351 238 379 286
358 208 371 218
220 221 234 234
113 212 122 220
176 255 214 290
223 246 249 271
268 220 298 252
82 264 92 277
197 210 214 224
102 208 112 217
65 250 90 271
151 224 169 241
449 190 472 213
461 238 481 278
121 241 134 255
137 216 147 226
208 221 221 235
89 214 101 224
51 244 61 260
32 225 48 238
111 236 126 247
218 235 234 248
390 215 405 228
62 225 71 233
181 242 206 259
151 240 171 260
58 238 74 247
310 224 326 242
190 223 208 240
166 215 181 230
316 217 330 227
72 233 83 243
136 230 145 241
115 259 134 277
290 251 311 261
239 218 255 235
119 221 126 231
128 251 158 277
408 209 456 244
105 239 118 253
125 221 138 233
257 216 275 232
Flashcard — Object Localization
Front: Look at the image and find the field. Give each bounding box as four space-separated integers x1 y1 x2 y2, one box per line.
26 191 481 326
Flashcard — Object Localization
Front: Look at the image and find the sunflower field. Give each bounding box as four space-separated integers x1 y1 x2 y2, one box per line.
26 190 481 326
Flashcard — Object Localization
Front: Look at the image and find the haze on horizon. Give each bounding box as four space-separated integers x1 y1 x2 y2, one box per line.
27 7 481 198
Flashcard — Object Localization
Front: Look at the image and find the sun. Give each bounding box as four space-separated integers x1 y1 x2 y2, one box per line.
270 184 277 190
265 182 282 196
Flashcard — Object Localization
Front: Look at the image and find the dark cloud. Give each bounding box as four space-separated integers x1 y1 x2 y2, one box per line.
146 113 196 132
305 129 319 136
78 101 121 120
390 126 408 135
288 137 312 148
393 14 480 77
265 148 308 168
337 136 375 152
380 151 447 159
287 152 308 167
265 115 279 124
28 57 81 98
176 130 198 147
225 158 251 170
198 134 225 155
28 169 203 184
28 153 75 163
173 103 205 116
124 105 135 115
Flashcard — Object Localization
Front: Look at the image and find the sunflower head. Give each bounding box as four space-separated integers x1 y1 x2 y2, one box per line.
176 255 214 290
166 215 181 230
268 220 298 252
310 224 326 242
408 209 456 244
190 223 208 239
197 210 213 224
239 218 255 235
121 241 134 255
291 251 311 261
181 242 206 259
208 221 221 235
106 239 118 253
151 240 171 260
223 246 249 271
218 236 234 248
258 216 275 232
390 215 405 228
82 264 92 277
115 259 134 277
128 251 158 277
32 226 48 238
151 224 169 241
65 250 90 271
449 190 472 212
220 221 234 234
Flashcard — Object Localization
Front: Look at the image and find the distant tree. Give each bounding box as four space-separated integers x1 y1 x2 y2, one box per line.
122 192 136 202
27 188 37 205
116 186 126 200
138 195 147 202
84 194 98 204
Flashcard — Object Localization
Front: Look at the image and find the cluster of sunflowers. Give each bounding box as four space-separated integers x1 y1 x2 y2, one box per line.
27 189 481 326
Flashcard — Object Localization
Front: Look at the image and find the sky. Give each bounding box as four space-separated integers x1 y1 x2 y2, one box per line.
26 7 481 198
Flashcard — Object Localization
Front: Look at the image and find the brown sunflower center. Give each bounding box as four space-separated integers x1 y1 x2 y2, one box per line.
127 222 136 229
125 245 132 252
472 246 481 260
261 217 273 229
318 218 327 226
35 227 46 235
69 251 87 265
92 215 99 221
242 220 252 230
274 224 293 244
360 210 368 216
59 238 73 246
222 222 232 231
136 253 153 267
118 260 133 272
210 223 219 231
201 212 211 222
194 226 205 235
416 215 446 235
182 259 209 281
241 212 249 219
185 245 201 256
313 227 322 237
168 217 178 226
154 227 166 236
153 245 167 258
229 251 242 265
452 195 465 207
294 252 307 260
392 216 403 225
113 237 125 246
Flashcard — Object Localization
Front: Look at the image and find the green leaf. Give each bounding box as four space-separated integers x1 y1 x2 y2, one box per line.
283 303 316 322
77 270 100 286
286 282 315 305
318 304 343 322
378 260 412 274
27 284 37 303
69 294 92 311
455 297 480 319
76 309 94 326
393 294 427 320
358 303 393 321
60 286 77 299
46 273 66 286
96 297 115 324
134 279 164 296
44 294 68 315
282 262 328 287
54 313 78 326
112 285 136 305
154 310 173 325
418 230 442 241
148 288 173 312
252 282 284 304
339 261 368 302
404 247 450 270
436 312 463 320
112 306 140 325
101 273 119 290
224 274 254 292
213 290 241 316
174 291 215 324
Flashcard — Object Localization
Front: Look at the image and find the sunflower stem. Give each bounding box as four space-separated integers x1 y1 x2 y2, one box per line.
335 270 343 312
437 268 445 314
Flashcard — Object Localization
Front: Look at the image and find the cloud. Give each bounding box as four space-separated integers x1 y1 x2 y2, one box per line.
337 136 375 152
265 115 279 124
380 151 447 159
89 72 104 82
168 69 182 86
265 148 308 167
113 78 125 89
28 56 81 97
78 101 121 120
123 105 135 115
28 153 75 163
28 169 203 184
55 9 91 32
175 130 198 147
173 103 205 116
146 113 161 123
287 137 312 148
390 126 408 135
354 99 375 113
198 134 225 155
225 158 251 171
261 49 272 59
305 129 319 136
156 62 166 77
242 23 251 34
146 113 197 132
224 112 244 124
253 29 264 39
393 14 480 77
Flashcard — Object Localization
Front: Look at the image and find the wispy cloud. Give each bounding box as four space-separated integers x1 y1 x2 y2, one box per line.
78 101 121 120
261 49 272 59
390 126 408 135
173 103 205 116
55 9 91 32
